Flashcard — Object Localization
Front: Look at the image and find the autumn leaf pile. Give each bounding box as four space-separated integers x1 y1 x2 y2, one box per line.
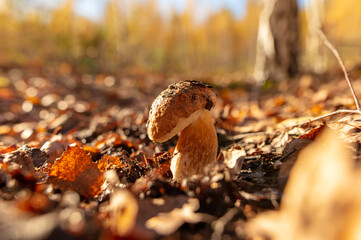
2 66 361 239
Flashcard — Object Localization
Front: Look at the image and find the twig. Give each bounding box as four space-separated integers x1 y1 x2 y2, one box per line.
211 208 239 240
282 109 361 129
227 131 272 141
318 29 361 110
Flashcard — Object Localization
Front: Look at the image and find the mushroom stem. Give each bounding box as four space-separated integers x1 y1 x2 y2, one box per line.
171 109 218 179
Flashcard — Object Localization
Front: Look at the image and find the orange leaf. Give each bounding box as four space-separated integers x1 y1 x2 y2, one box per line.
47 144 104 198
97 155 125 172
299 125 325 140
0 145 18 154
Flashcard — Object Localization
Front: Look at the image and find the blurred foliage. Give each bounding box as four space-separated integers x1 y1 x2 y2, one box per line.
324 0 361 66
0 0 360 76
0 0 260 75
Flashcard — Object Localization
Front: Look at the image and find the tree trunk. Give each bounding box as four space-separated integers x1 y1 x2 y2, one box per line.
306 0 326 73
253 0 299 83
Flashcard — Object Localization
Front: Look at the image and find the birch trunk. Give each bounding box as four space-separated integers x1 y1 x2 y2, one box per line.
254 0 299 83
306 0 326 73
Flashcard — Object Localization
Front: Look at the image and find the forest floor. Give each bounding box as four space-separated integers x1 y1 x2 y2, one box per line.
1 65 361 239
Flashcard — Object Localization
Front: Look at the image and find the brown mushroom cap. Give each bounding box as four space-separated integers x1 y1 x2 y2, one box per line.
147 80 216 143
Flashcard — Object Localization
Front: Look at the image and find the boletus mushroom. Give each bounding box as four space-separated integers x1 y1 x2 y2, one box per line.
147 80 218 179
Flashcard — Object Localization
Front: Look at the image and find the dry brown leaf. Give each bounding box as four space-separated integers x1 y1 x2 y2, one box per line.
247 128 361 240
312 89 329 103
276 116 317 128
136 195 189 228
278 138 313 188
221 148 245 178
97 155 124 172
40 135 68 164
145 198 215 235
270 132 289 149
222 148 245 169
47 144 104 198
146 152 172 179
2 145 48 173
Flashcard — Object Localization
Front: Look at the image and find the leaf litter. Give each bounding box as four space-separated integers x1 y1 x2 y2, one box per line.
1 66 361 239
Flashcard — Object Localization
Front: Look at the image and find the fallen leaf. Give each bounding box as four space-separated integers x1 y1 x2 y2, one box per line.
221 148 245 178
108 190 138 236
273 95 286 106
145 198 215 235
312 89 329 103
276 116 317 128
2 145 48 173
137 195 189 228
97 154 124 172
270 132 289 149
278 138 313 189
146 152 172 180
40 135 68 164
0 145 18 154
47 144 104 198
299 125 325 140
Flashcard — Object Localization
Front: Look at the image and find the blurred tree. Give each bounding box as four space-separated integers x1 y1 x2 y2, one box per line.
163 1 194 73
50 0 75 61
102 0 126 70
253 0 299 83
236 1 261 72
305 0 326 73
205 9 238 71
0 1 17 65
324 0 361 65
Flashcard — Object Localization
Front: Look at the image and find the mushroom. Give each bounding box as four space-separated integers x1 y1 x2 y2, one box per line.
147 80 218 179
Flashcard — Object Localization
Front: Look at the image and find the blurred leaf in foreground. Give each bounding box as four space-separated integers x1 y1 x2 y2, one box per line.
108 190 138 237
146 198 215 236
246 128 361 240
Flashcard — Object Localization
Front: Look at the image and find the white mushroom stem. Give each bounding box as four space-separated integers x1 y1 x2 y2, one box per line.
171 109 218 179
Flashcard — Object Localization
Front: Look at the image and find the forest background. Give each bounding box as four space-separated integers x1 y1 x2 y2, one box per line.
1 0 361 82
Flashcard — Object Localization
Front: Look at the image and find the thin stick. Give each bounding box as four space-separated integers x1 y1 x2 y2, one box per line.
282 109 361 129
318 29 361 110
227 131 272 141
